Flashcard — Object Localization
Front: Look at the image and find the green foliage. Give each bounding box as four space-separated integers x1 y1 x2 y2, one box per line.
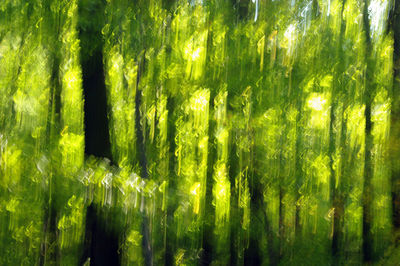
0 0 398 265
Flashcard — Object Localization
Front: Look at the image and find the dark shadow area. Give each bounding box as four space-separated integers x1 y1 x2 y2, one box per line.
134 52 153 266
80 204 120 266
390 0 400 229
362 105 372 262
234 0 250 20
81 49 112 159
78 0 111 160
134 53 148 179
78 1 118 264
